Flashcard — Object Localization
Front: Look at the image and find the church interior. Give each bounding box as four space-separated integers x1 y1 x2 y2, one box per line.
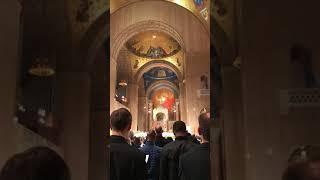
0 0 320 180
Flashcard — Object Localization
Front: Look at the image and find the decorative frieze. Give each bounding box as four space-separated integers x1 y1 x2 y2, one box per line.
280 88 320 114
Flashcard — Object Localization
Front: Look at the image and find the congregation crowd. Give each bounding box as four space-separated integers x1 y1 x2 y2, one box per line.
0 108 319 180
109 108 211 180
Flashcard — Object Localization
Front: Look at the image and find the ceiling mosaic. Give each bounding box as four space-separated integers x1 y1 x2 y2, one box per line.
128 51 183 75
126 31 181 59
143 67 178 91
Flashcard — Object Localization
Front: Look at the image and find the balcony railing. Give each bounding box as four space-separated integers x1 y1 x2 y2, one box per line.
280 88 320 114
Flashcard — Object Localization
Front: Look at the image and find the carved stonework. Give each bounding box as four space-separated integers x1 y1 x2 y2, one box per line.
280 88 320 114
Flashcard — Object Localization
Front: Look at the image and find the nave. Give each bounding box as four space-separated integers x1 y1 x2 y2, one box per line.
0 0 320 180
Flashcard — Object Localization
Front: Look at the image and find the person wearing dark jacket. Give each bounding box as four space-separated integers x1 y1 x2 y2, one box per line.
133 136 142 149
109 108 147 180
159 121 196 180
155 125 169 147
179 113 211 180
140 130 162 180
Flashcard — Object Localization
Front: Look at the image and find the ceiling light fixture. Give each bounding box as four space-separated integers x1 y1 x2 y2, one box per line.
152 35 157 39
118 80 127 86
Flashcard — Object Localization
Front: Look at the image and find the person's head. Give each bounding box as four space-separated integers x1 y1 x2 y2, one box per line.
133 136 141 145
110 108 132 135
0 146 70 180
146 130 156 142
282 145 320 180
155 125 163 136
173 121 187 137
198 113 211 142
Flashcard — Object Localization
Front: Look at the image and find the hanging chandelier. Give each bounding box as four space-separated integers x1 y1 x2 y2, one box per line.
28 57 55 77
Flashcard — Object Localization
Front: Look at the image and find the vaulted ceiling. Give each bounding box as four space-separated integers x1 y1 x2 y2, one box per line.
21 0 234 71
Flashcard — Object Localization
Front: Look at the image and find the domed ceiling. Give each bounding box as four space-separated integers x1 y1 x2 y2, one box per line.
126 31 181 59
143 67 178 90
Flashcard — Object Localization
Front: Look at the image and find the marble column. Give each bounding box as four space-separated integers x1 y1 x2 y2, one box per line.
127 83 139 131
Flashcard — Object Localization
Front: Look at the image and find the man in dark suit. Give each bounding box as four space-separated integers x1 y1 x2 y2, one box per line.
159 121 196 180
179 113 211 180
109 108 147 180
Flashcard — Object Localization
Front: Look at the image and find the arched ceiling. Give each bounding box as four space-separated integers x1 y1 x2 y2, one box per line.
110 0 210 31
63 0 234 69
70 0 234 65
126 31 181 59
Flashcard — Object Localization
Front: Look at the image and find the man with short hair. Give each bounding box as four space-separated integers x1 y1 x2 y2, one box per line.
109 108 147 180
140 130 162 180
159 121 196 180
179 113 211 180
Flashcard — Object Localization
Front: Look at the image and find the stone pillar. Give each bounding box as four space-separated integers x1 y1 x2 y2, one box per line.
56 72 91 180
127 83 139 131
175 100 180 121
147 101 153 130
110 58 117 112
0 1 21 167
145 98 149 130
179 82 187 122
89 111 108 180
137 96 146 131
219 66 245 180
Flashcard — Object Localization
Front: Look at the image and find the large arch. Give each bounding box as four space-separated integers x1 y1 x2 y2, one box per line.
80 11 109 71
146 80 179 99
110 0 209 34
111 20 185 62
134 60 183 83
110 0 210 62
